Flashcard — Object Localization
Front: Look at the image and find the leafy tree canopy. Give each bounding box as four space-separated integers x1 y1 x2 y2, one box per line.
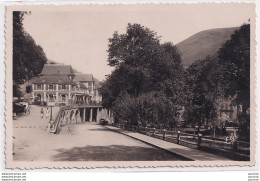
217 24 250 112
185 24 250 139
100 23 186 126
13 11 47 85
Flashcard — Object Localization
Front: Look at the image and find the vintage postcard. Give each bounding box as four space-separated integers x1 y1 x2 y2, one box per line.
5 3 256 169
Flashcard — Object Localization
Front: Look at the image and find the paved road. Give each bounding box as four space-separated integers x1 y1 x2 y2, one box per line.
13 105 60 129
13 107 182 161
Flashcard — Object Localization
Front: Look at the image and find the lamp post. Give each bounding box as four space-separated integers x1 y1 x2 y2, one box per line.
48 100 55 132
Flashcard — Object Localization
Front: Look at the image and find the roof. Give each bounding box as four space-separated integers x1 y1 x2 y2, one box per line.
79 82 87 89
74 73 94 82
40 64 74 76
32 75 76 85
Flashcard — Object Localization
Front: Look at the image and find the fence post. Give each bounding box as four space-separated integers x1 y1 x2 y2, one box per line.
153 128 156 137
138 126 140 133
145 127 148 135
163 129 166 140
232 140 238 152
197 133 202 148
177 131 180 144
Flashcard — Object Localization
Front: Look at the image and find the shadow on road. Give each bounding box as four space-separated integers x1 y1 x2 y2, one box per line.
87 127 132 134
87 128 114 132
52 145 186 161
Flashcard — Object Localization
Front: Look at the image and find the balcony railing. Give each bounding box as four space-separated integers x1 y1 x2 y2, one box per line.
68 100 102 106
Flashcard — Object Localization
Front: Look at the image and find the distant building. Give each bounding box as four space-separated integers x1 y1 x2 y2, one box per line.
73 73 101 104
217 98 239 125
74 73 95 95
32 64 101 106
93 78 102 103
94 85 102 103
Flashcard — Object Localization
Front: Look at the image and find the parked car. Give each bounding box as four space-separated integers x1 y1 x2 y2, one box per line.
99 119 108 125
13 102 26 113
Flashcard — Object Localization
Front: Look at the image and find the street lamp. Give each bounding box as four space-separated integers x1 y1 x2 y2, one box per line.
48 100 55 132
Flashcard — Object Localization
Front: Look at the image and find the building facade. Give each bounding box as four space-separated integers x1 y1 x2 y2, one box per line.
217 98 239 125
32 64 101 106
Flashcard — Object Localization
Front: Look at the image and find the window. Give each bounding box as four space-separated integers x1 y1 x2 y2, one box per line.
225 104 228 110
230 112 233 119
49 94 54 100
37 84 41 90
229 105 233 110
62 95 66 101
37 94 41 100
62 84 66 90
49 85 54 90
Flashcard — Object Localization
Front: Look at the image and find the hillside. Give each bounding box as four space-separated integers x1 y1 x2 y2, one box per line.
176 27 239 68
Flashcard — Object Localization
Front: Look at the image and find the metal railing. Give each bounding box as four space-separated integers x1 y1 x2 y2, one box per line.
48 103 100 133
48 107 66 133
69 100 102 106
113 123 250 160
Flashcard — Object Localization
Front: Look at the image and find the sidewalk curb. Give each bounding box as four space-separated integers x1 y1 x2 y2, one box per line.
105 126 194 161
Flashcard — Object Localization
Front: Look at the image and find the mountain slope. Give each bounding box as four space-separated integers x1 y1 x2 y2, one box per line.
176 27 239 68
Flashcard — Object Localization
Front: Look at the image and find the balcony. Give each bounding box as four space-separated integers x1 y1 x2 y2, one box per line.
68 100 102 107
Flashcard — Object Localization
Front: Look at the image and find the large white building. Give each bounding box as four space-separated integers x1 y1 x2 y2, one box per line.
32 63 101 106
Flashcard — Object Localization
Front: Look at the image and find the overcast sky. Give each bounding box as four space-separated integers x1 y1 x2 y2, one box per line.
22 4 254 81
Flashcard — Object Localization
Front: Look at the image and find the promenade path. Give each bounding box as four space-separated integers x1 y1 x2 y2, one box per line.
13 107 183 161
106 126 231 161
13 105 60 161
13 105 60 129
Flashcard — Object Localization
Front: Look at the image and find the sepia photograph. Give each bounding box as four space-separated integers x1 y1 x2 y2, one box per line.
5 3 256 168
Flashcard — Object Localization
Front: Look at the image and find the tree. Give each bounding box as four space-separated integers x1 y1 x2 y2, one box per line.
13 11 47 86
13 84 23 98
26 85 32 93
100 23 186 127
186 56 219 132
185 24 250 140
217 24 250 114
216 24 250 140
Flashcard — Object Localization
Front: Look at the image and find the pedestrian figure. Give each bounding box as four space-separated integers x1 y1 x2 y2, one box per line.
70 110 75 124
61 110 66 126
226 137 229 143
234 130 237 138
27 105 30 114
46 107 50 119
230 133 234 143
40 107 44 118
65 110 69 125
75 110 79 123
